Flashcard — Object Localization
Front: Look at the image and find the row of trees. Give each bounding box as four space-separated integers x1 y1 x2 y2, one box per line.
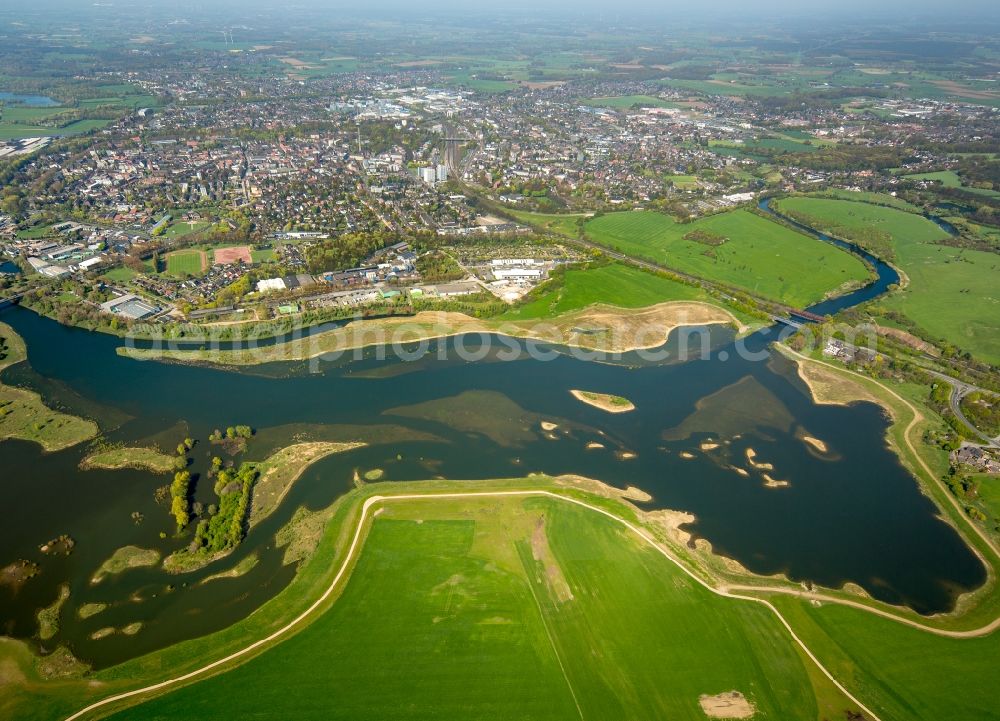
192 464 258 554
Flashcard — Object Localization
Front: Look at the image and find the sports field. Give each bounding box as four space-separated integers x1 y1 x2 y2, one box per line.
105 496 836 720
502 263 705 321
774 197 1000 363
583 209 870 307
163 249 206 277
214 245 253 265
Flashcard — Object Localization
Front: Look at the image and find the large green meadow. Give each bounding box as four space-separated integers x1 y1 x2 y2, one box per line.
501 263 706 321
106 496 839 720
583 209 870 307
772 596 1000 721
774 196 1000 364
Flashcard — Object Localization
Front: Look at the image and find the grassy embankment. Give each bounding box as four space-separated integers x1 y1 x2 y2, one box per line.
119 264 744 365
5 465 1000 720
582 209 870 307
81 489 856 721
774 345 1000 629
0 321 98 451
773 196 1000 364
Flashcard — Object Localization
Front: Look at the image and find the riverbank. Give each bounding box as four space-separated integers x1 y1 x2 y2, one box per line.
15 473 1000 721
116 302 742 366
775 344 1000 629
0 321 98 451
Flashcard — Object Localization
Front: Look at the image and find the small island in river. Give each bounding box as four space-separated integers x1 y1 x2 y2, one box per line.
569 389 636 414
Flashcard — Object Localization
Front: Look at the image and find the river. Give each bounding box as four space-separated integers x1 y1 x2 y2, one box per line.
0 203 986 669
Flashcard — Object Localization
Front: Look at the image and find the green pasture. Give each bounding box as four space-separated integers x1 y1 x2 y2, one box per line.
583 209 869 307
502 263 705 321
774 196 1000 363
773 596 1000 721
106 496 836 720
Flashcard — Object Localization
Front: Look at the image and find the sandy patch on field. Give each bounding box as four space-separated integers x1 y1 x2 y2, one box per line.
699 691 755 718
553 475 654 506
531 517 574 603
214 245 253 265
790 355 880 408
622 485 652 502
646 507 696 545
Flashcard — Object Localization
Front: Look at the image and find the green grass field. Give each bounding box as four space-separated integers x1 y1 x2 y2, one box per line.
583 209 870 307
506 209 589 237
106 496 833 720
904 170 1000 199
101 267 137 283
502 263 706 321
161 221 211 238
163 250 206 277
250 249 276 263
584 95 680 109
0 118 111 140
773 596 1000 721
815 189 920 211
774 197 1000 363
664 173 699 189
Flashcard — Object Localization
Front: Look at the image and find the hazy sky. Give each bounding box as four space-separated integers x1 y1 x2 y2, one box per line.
13 0 1000 19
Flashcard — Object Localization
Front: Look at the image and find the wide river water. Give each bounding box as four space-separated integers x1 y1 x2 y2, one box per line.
0 298 986 668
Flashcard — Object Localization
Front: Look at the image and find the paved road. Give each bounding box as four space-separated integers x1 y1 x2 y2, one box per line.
927 370 999 448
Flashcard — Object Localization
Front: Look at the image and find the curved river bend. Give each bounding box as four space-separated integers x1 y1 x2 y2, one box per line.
0 202 984 668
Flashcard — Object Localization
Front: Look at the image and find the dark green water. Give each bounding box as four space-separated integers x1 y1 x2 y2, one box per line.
0 306 986 668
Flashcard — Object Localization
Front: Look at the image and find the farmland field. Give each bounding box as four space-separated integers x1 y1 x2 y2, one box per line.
773 596 1000 721
773 196 1000 363
501 263 706 321
163 250 206 277
903 170 1000 199
105 495 839 720
583 209 870 307
584 95 680 109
